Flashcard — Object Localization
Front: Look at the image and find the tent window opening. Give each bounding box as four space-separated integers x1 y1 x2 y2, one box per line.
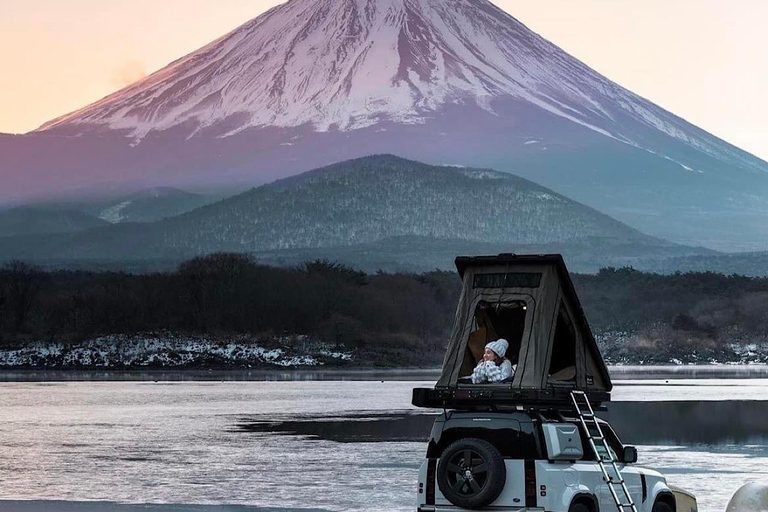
548 303 577 382
459 300 527 379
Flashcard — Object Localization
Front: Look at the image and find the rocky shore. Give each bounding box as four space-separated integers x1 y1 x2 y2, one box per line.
0 333 352 369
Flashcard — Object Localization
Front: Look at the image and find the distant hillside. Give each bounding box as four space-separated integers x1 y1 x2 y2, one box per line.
159 155 677 251
44 187 219 224
634 251 768 277
250 236 714 274
0 156 710 265
90 187 217 223
0 207 108 237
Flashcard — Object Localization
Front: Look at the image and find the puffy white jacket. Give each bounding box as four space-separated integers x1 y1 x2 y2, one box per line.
471 359 515 384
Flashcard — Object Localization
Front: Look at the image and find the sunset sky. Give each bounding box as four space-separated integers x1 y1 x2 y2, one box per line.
1 0 766 160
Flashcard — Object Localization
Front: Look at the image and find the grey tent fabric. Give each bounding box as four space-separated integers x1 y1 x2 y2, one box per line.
436 254 612 394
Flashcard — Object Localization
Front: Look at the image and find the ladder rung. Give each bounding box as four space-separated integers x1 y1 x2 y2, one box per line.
608 479 625 485
618 504 635 508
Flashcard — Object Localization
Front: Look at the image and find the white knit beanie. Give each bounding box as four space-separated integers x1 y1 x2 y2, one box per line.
485 338 509 358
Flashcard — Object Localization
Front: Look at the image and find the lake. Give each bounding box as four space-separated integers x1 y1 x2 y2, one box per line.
0 371 767 512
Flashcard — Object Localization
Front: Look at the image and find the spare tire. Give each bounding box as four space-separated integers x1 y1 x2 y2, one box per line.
437 438 506 509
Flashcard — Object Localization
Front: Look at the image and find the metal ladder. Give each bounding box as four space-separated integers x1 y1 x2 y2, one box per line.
570 390 638 512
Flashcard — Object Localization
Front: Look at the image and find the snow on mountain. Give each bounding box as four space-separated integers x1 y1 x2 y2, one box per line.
37 0 757 173
87 187 216 223
99 201 133 223
4 0 768 251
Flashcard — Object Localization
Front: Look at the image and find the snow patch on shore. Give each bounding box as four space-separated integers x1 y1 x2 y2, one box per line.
0 333 353 369
597 330 768 365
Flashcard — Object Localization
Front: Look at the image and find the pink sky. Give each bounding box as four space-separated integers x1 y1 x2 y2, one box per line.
1 0 766 160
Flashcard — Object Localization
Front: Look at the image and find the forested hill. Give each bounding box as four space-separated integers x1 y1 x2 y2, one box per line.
0 255 767 368
0 207 108 237
0 155 704 265
137 155 672 252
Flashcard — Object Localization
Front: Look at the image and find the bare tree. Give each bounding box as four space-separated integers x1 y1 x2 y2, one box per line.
178 253 256 331
0 285 6 343
2 260 45 332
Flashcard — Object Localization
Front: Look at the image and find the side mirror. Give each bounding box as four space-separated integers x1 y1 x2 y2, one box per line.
623 446 638 464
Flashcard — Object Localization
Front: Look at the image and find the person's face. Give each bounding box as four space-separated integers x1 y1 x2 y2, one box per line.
483 348 496 362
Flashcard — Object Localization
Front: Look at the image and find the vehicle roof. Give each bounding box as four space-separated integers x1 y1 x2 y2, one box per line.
442 409 613 427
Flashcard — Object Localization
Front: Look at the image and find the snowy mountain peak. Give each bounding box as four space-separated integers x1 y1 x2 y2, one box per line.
38 0 645 140
7 0 768 252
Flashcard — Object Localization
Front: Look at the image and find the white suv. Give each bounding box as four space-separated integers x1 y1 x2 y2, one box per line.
416 410 678 512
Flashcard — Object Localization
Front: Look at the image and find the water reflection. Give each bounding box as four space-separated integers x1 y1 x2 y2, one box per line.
0 369 443 382
0 379 766 512
2 364 768 382
235 401 768 446
606 401 768 445
610 365 768 380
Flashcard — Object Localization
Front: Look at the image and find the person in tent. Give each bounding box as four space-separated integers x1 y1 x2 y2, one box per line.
471 338 515 384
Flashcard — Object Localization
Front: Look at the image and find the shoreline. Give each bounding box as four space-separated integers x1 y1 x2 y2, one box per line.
2 364 768 382
0 367 443 382
0 502 329 512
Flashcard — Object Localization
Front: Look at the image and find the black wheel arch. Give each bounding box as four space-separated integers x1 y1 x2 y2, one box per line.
428 428 507 458
427 421 540 459
570 492 600 512
655 491 677 512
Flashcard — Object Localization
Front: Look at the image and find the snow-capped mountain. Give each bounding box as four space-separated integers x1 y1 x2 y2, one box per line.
35 0 760 173
3 0 768 251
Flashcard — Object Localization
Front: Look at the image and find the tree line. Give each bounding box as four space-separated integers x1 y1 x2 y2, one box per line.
0 255 458 364
1 256 767 365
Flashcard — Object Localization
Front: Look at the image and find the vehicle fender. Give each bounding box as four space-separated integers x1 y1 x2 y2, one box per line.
416 460 428 508
564 487 600 512
649 481 676 512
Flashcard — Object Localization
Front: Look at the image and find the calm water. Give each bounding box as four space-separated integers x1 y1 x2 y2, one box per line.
0 378 767 512
2 364 768 382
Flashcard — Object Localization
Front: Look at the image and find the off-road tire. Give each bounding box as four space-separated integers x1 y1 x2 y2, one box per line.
437 438 506 509
569 502 592 512
653 500 674 512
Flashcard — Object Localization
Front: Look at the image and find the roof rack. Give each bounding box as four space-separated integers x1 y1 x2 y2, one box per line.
412 386 610 411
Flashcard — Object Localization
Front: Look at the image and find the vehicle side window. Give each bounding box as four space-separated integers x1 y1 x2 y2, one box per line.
577 421 623 462
593 436 618 462
494 427 525 458
603 424 625 462
438 423 537 459
519 427 540 459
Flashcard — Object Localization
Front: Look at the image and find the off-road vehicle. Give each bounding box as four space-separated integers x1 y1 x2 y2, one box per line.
412 255 695 512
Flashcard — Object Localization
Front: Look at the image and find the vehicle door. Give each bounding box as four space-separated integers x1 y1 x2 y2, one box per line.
593 424 644 512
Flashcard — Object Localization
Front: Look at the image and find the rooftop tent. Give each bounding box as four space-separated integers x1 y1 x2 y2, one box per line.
435 254 612 399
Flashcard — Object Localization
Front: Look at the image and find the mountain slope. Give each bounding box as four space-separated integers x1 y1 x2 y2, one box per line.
33 0 762 178
0 207 109 237
2 0 767 250
159 154 669 252
0 156 711 266
83 187 217 223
